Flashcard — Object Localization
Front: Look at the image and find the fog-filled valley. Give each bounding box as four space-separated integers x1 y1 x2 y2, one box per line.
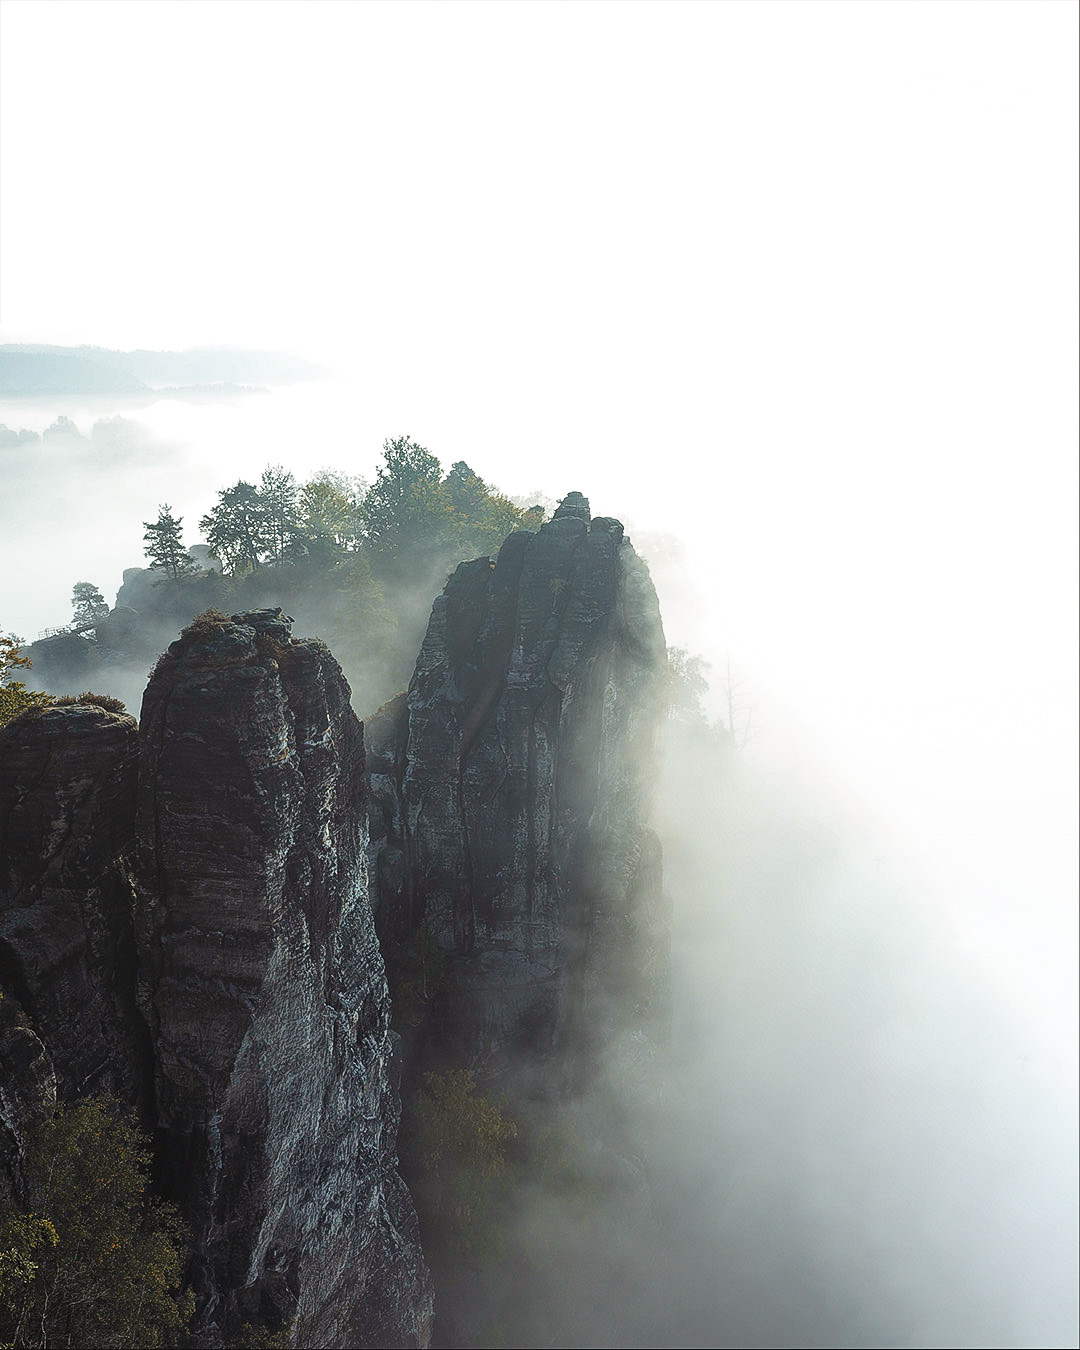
1 3 1076 1348
1 377 1075 1348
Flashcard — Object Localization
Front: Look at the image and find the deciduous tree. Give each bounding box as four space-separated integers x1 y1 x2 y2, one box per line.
297 470 364 560
0 1097 193 1348
359 436 448 578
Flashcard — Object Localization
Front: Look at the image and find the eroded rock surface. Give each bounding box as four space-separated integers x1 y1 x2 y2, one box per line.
0 704 147 1106
136 609 432 1348
368 494 669 1088
0 999 55 1209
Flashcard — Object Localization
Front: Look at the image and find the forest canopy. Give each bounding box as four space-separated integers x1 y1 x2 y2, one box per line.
15 437 549 719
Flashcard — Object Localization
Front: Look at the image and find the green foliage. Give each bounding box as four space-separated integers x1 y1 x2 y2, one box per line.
229 1321 294 1349
31 438 547 718
143 505 198 584
70 582 108 630
407 1070 517 1258
0 1213 57 1315
0 684 53 729
0 635 31 683
51 691 127 714
296 470 364 560
180 607 232 637
258 465 301 565
200 482 271 575
443 461 542 555
442 460 490 519
359 439 543 587
666 646 710 724
0 1097 193 1348
0 636 53 729
359 436 447 579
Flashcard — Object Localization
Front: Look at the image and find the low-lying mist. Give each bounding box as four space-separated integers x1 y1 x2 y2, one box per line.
2 383 1075 1349
650 727 1076 1349
421 712 1076 1349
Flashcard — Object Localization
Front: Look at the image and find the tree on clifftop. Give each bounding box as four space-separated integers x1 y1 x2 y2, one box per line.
259 464 301 565
199 481 272 575
359 436 447 579
143 505 197 583
71 581 109 630
0 633 52 727
297 469 365 558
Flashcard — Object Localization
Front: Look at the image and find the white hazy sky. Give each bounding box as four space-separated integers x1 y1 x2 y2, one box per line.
1 3 1077 1075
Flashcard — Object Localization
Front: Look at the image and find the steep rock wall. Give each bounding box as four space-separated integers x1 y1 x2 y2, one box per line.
0 1000 55 1209
368 494 669 1087
0 704 148 1107
136 609 431 1348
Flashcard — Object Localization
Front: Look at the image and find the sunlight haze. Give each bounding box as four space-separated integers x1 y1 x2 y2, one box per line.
1 3 1076 1345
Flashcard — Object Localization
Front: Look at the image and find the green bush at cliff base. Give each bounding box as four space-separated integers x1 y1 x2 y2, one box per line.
405 1069 517 1260
229 1321 294 1349
0 1098 194 1349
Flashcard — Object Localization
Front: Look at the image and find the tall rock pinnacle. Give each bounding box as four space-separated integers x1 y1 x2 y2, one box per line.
136 609 432 1348
368 495 669 1089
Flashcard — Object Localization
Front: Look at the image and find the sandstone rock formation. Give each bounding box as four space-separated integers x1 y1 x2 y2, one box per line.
0 492 669 1345
0 615 431 1348
368 494 669 1089
0 703 147 1107
0 1000 55 1210
136 609 432 1347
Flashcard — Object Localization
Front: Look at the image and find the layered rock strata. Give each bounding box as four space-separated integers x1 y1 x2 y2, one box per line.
368 494 669 1087
136 609 432 1347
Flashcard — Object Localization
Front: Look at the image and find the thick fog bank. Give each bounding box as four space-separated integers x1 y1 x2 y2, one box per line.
631 734 1077 1350
2 383 1074 1349
425 714 1076 1350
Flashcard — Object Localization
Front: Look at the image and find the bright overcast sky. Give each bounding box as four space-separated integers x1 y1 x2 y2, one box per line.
1 2 1077 1062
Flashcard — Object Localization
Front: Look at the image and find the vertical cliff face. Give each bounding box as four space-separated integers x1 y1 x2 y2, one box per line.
368 494 668 1086
136 609 431 1348
0 1002 55 1210
0 704 148 1108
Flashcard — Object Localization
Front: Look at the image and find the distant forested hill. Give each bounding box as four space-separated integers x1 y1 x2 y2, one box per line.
0 345 322 397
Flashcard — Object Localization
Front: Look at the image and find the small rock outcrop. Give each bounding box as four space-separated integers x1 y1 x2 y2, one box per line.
136 609 432 1347
368 494 669 1089
0 703 147 1107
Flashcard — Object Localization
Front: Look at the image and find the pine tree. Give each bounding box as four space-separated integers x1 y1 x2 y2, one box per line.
0 633 52 727
143 506 196 583
71 581 109 630
259 465 302 564
199 482 271 575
